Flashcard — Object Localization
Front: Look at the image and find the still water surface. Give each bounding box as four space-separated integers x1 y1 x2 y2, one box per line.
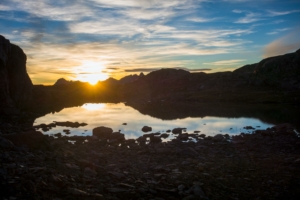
35 103 274 138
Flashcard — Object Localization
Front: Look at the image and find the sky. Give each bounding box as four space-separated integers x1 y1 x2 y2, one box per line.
0 0 300 85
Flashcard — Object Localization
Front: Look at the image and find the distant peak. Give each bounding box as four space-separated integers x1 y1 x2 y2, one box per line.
54 78 69 86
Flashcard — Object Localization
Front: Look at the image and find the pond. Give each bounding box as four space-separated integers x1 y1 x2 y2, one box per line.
34 103 275 139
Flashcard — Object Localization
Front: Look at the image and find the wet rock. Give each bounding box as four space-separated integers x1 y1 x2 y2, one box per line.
84 167 97 177
213 134 224 142
68 188 89 196
177 133 189 141
172 128 186 134
51 175 65 188
188 182 207 199
55 121 87 128
142 126 152 132
137 136 146 145
93 126 113 138
0 136 15 149
160 133 169 138
244 126 255 130
110 132 125 141
150 136 162 143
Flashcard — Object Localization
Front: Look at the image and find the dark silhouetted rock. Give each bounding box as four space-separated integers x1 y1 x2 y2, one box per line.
160 133 169 138
93 126 113 138
213 134 224 142
109 132 125 141
0 35 32 113
172 128 186 134
142 126 152 132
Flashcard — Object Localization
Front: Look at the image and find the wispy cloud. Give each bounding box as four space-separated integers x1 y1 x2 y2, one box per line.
203 59 246 66
266 28 290 35
186 17 217 23
124 67 211 73
232 9 243 13
267 9 300 16
235 12 263 23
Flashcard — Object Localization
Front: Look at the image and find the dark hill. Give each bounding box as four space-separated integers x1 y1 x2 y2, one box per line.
121 49 300 103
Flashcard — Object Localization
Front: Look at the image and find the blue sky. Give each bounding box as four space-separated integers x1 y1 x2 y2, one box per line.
1 0 300 84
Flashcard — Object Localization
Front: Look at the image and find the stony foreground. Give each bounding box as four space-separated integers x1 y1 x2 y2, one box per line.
1 124 300 200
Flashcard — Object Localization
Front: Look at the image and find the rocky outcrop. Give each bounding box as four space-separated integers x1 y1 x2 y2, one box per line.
234 49 300 89
0 35 33 114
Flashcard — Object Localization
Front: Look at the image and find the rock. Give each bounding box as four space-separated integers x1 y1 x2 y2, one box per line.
93 126 113 138
110 132 125 141
2 131 51 149
0 136 15 149
272 123 294 134
150 136 162 143
54 132 62 137
106 187 128 193
194 131 201 133
84 167 97 177
189 182 207 199
213 134 224 142
51 175 65 188
172 128 186 134
137 136 147 145
160 133 169 138
244 126 255 130
68 188 89 196
90 194 104 200
122 123 127 125
178 133 189 141
55 121 87 128
142 126 152 132
0 35 32 113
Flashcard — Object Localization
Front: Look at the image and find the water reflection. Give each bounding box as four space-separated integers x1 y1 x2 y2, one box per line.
35 103 277 138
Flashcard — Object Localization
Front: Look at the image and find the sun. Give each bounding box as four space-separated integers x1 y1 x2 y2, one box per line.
74 61 109 84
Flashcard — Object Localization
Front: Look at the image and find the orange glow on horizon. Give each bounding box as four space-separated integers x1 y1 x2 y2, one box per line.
74 61 109 84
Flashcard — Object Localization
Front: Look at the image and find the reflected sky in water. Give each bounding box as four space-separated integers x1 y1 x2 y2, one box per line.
35 103 274 138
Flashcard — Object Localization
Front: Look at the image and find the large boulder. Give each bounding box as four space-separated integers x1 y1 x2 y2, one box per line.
0 35 33 113
92 126 113 138
172 128 186 134
142 126 152 132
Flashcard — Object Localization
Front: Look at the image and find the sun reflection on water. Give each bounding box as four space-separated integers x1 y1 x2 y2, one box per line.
82 103 106 110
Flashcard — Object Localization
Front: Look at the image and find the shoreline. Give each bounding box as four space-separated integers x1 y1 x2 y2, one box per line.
1 123 300 199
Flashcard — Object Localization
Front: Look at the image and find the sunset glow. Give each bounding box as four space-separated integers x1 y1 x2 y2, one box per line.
1 0 299 84
74 61 109 84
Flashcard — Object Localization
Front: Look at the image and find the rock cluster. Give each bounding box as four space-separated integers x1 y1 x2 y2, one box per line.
1 123 300 199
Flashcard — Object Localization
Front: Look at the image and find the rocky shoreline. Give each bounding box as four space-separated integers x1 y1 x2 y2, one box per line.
1 123 300 200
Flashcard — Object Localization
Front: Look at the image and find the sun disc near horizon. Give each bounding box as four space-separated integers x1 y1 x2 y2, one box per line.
74 61 109 85
80 73 109 85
